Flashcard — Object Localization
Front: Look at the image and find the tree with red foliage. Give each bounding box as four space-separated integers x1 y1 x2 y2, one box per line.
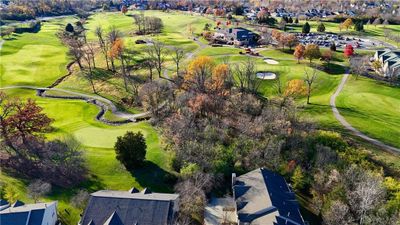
121 5 128 14
0 93 52 150
344 44 354 58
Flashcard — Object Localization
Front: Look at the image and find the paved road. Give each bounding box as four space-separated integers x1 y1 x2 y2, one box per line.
330 71 400 154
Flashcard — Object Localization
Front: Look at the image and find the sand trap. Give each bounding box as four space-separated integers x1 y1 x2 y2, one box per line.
264 58 279 65
256 72 276 80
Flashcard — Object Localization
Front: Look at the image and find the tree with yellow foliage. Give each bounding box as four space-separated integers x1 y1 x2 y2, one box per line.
185 56 215 92
284 79 307 99
4 185 19 204
208 64 229 95
341 18 353 31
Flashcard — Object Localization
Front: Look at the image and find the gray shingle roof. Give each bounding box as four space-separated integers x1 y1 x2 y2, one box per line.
0 201 56 225
80 188 179 225
233 168 305 225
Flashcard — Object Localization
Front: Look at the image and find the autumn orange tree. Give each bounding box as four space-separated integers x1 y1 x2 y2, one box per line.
294 44 305 63
109 38 129 91
285 34 298 50
271 30 282 42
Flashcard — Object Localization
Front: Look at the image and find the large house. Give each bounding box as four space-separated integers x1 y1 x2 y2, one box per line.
232 168 305 225
215 27 258 46
374 49 400 78
79 188 179 225
0 200 58 225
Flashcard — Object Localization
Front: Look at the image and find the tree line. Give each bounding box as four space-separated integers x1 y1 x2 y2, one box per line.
0 0 108 21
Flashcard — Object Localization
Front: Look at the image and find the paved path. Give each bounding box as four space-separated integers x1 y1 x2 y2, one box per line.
0 40 4 50
0 85 151 123
330 71 400 154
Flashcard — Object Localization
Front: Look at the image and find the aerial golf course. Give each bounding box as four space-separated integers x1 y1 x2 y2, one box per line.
1 10 400 223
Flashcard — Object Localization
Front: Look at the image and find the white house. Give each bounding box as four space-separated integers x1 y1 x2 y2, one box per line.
0 200 58 225
374 49 400 78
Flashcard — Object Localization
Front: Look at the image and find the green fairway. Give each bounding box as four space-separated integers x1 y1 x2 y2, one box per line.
0 89 171 223
0 12 177 223
336 76 400 148
2 9 400 224
0 18 76 87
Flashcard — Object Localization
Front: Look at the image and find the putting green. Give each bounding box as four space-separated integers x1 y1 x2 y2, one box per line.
74 126 153 149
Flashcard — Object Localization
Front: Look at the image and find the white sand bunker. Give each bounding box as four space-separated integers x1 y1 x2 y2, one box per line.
264 58 279 65
256 72 277 80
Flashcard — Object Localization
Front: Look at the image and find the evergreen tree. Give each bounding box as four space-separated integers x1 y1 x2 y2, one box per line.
114 131 147 169
354 21 364 32
317 22 326 32
330 42 337 51
302 22 311 33
65 23 74 33
288 17 293 23
295 17 299 24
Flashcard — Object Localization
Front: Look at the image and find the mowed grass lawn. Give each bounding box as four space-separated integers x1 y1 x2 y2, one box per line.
1 89 171 223
0 17 75 87
0 14 173 224
58 10 213 101
336 76 400 148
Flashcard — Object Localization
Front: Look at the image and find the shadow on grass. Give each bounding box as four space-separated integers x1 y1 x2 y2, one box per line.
129 161 177 193
47 174 105 202
92 68 114 80
314 63 346 75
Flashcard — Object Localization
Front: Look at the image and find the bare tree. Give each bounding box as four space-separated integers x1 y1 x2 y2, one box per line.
304 68 317 104
71 189 90 210
175 172 214 224
139 80 170 116
342 165 386 224
171 47 185 77
349 56 369 80
94 26 110 70
81 33 97 94
322 200 354 225
58 30 84 70
145 41 168 79
234 58 260 93
66 39 84 70
27 180 51 203
347 173 386 224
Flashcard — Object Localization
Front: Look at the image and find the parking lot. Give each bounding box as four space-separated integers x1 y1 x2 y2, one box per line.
294 33 388 49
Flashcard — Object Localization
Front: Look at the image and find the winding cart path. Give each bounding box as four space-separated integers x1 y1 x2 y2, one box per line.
330 71 400 153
